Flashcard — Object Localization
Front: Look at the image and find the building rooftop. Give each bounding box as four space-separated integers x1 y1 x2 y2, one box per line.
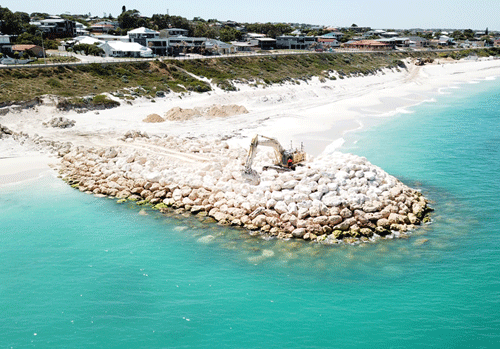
12 44 40 51
128 27 159 35
101 41 151 52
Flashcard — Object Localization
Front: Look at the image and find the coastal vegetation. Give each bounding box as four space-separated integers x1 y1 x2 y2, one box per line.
1 49 500 107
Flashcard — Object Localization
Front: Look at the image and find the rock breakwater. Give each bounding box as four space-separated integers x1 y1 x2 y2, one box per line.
57 133 432 244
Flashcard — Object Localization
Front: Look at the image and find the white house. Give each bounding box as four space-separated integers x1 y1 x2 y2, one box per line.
438 35 455 46
0 34 10 44
74 36 104 45
100 41 153 58
276 35 317 49
230 41 255 52
128 27 159 46
205 39 236 54
74 22 89 36
159 28 189 37
95 34 129 42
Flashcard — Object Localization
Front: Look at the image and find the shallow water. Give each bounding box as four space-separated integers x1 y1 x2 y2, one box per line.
1 78 500 348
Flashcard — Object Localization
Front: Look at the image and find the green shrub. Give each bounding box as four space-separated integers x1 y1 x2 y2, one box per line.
47 78 63 88
92 94 119 106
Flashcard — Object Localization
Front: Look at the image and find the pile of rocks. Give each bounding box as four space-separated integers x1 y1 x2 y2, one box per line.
57 134 432 244
0 124 13 139
120 130 150 141
43 117 76 129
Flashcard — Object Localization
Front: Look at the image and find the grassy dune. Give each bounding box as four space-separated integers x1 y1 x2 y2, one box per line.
1 49 499 107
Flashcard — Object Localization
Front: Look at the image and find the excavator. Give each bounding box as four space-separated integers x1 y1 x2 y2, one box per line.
242 134 306 184
415 57 433 66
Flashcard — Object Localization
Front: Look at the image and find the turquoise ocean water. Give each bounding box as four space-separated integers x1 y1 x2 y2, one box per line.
1 78 499 348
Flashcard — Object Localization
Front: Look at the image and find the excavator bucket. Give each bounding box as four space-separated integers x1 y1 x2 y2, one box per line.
242 168 261 185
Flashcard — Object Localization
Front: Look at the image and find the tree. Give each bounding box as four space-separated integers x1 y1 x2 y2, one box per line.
15 32 40 45
485 27 489 36
117 9 141 29
483 37 493 46
463 29 474 40
122 6 126 13
451 30 465 41
219 27 242 42
73 43 104 56
244 22 292 38
0 7 30 35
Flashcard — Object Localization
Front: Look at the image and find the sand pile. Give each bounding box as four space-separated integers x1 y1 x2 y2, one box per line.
206 105 249 118
164 107 201 121
164 104 249 121
143 114 165 123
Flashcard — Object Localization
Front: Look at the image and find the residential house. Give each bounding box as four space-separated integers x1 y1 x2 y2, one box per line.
256 37 276 50
90 21 118 33
220 20 238 27
0 34 10 44
230 41 255 52
0 34 11 56
408 36 430 48
363 29 386 38
320 31 344 40
380 31 399 38
147 36 235 56
159 28 189 37
393 37 410 47
147 36 205 56
460 40 472 49
494 39 500 47
74 22 89 36
74 36 104 45
11 44 45 58
375 38 396 49
342 40 391 51
374 37 410 48
276 35 317 49
244 33 267 41
205 39 236 54
31 18 76 38
317 32 342 48
128 27 159 46
341 26 370 33
438 35 455 46
100 41 153 58
94 34 129 42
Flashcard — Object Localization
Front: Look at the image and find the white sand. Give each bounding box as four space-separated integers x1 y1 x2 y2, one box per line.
0 138 57 185
1 57 500 187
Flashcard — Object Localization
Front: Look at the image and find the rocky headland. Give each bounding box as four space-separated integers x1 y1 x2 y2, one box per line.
51 131 432 245
1 123 432 244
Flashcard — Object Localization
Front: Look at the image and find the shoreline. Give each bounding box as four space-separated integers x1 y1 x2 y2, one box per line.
1 58 500 242
2 58 500 155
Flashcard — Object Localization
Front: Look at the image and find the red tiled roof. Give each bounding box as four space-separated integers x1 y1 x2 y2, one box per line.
11 44 38 51
345 40 389 47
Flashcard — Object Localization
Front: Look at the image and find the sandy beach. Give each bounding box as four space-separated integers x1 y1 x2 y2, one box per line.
1 56 500 186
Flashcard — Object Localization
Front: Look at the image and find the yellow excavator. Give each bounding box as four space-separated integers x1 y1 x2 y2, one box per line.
242 134 306 184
